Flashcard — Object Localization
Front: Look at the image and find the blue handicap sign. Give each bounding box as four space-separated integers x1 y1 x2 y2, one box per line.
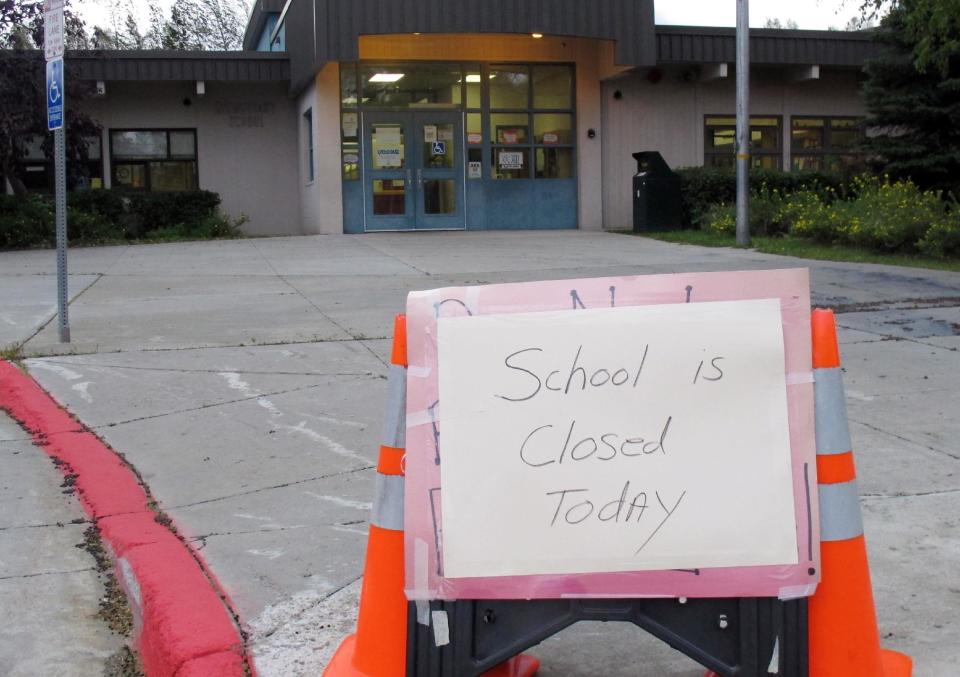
46 58 64 131
432 141 446 156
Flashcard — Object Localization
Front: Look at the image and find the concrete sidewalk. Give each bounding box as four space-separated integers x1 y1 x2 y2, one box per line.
2 231 958 675
0 412 124 676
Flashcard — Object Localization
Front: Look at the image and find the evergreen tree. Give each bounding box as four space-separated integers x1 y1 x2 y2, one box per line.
861 3 960 194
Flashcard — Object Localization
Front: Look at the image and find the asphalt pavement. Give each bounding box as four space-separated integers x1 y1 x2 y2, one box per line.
1 231 957 675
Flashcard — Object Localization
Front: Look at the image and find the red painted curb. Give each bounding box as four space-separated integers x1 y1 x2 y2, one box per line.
0 361 252 677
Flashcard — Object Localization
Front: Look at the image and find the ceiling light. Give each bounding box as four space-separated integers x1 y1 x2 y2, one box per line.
369 73 405 83
531 33 543 39
465 74 481 83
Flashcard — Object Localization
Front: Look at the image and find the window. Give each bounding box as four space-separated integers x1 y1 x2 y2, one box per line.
337 61 576 181
304 109 314 182
791 117 864 172
110 129 197 191
704 116 782 170
490 64 575 180
14 134 103 191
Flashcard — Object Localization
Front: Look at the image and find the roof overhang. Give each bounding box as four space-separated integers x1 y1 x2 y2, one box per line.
655 25 881 67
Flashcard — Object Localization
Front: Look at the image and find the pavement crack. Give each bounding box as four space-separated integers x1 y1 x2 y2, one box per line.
355 236 432 276
862 488 960 499
31 360 380 378
91 382 332 428
849 417 960 461
836 322 958 351
188 525 310 540
170 465 375 510
256 574 363 642
19 273 104 349
0 567 96 581
0 519 90 532
248 239 392 368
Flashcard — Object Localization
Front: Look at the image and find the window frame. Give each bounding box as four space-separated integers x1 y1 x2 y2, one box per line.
338 61 577 181
109 128 198 192
14 133 104 192
304 109 315 183
790 116 865 172
703 115 783 170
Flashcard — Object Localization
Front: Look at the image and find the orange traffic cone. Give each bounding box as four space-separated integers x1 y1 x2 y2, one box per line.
325 314 410 677
808 309 912 677
325 315 540 677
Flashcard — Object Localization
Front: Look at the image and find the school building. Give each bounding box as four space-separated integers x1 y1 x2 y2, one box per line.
15 0 880 235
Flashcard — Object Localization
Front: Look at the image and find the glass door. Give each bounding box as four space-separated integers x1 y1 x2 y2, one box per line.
413 112 464 230
364 112 415 231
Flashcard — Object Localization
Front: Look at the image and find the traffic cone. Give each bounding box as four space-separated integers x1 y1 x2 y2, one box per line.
324 314 540 677
807 309 912 677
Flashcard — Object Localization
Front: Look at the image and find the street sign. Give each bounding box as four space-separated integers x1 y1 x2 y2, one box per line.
43 0 64 61
46 58 64 131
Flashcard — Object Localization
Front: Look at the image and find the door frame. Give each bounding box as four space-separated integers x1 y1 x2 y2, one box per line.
361 110 467 232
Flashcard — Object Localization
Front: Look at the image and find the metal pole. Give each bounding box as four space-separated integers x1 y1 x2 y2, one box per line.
54 126 70 343
735 0 751 247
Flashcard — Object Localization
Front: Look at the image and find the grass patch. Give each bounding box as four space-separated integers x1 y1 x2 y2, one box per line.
622 230 960 272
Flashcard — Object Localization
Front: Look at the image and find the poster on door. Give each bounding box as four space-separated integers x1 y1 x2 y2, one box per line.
498 151 523 170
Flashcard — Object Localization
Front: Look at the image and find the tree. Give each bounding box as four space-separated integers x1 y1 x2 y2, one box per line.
0 0 100 195
858 0 960 75
861 2 960 194
764 18 799 29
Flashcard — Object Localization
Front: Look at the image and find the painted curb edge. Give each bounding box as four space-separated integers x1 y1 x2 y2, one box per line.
0 360 252 677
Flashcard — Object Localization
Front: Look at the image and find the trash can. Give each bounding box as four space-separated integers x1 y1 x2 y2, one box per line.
632 151 682 232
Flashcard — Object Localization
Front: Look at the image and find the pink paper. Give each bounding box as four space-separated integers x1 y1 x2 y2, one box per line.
404 268 818 600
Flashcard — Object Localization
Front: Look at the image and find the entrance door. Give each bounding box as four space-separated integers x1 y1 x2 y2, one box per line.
363 111 464 231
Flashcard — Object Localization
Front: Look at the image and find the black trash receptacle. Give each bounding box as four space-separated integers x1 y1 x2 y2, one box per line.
632 151 682 232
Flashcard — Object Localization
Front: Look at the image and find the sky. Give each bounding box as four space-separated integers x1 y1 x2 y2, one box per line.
75 0 869 36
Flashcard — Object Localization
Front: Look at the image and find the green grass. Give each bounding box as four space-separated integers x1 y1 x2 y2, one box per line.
619 229 960 272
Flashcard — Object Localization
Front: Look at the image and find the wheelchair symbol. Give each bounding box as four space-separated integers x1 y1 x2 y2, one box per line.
432 141 446 156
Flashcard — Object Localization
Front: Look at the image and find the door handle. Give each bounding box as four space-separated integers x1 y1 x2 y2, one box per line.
405 169 412 186
416 169 423 187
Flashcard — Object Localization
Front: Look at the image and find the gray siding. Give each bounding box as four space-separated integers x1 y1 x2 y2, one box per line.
70 51 290 82
656 26 881 66
286 0 656 92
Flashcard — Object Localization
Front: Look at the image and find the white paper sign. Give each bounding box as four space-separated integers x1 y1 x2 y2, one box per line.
468 161 482 179
424 125 438 143
498 151 523 170
374 125 401 143
342 112 358 138
438 299 798 578
374 144 403 167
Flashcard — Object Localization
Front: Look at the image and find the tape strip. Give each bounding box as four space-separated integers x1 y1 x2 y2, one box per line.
767 636 780 674
380 364 407 449
416 599 431 626
370 473 405 531
431 610 450 646
408 365 432 379
819 479 864 542
814 367 852 456
410 537 430 601
786 371 814 385
407 409 436 428
777 583 817 600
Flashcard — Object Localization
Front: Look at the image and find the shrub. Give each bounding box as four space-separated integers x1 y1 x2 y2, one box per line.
917 220 960 258
126 190 222 237
0 189 236 249
676 167 847 227
0 194 54 248
67 189 125 226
